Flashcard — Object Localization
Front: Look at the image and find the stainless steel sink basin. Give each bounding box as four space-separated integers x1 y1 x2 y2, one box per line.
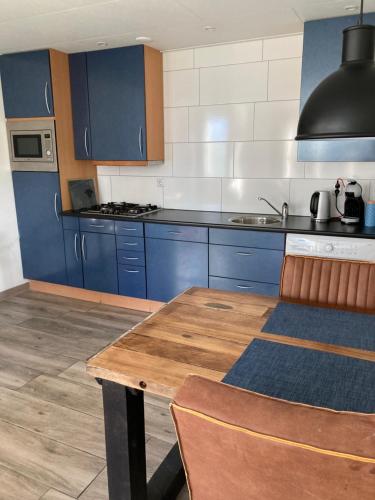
229 215 281 225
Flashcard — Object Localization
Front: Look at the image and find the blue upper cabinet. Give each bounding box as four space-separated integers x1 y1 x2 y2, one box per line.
12 172 66 284
0 50 54 118
299 13 375 161
69 53 91 159
87 45 147 161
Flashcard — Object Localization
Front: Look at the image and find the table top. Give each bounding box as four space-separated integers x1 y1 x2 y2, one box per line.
86 287 375 398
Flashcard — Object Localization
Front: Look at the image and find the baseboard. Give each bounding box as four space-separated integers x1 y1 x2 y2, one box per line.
0 282 29 299
29 281 164 313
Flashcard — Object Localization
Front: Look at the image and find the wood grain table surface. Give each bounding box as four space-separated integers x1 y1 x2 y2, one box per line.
87 287 375 398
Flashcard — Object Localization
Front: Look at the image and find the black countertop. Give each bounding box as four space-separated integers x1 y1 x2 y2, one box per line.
62 208 375 239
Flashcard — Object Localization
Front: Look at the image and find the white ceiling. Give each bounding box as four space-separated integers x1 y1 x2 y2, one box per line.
0 0 374 54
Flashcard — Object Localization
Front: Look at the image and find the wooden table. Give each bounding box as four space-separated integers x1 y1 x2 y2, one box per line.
87 287 375 500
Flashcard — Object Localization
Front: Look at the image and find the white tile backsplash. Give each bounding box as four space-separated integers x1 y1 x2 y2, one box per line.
268 58 302 101
164 177 221 211
254 100 300 140
163 69 199 107
222 178 290 213
173 142 233 178
194 40 262 68
263 35 303 60
200 62 268 105
234 141 303 179
163 49 194 71
164 107 189 142
97 34 373 216
189 104 254 142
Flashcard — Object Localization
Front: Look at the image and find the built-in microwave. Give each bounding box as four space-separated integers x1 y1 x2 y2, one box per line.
6 119 58 171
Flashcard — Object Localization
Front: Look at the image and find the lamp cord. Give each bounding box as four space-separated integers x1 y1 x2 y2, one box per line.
358 0 364 25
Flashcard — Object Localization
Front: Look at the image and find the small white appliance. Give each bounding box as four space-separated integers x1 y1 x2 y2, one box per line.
310 191 331 222
286 234 375 261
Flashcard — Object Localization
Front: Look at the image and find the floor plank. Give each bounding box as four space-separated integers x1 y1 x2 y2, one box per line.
19 374 104 419
41 489 76 499
0 466 49 500
59 361 101 390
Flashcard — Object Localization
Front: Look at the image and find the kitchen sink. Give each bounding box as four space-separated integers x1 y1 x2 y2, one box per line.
229 215 282 225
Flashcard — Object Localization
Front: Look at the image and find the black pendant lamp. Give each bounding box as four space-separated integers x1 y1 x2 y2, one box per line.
296 0 375 140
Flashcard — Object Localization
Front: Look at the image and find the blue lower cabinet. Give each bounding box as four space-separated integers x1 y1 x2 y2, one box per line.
12 172 67 285
209 245 284 285
209 276 279 297
116 235 145 252
64 230 83 288
146 238 208 302
118 265 146 299
117 249 145 267
81 231 118 294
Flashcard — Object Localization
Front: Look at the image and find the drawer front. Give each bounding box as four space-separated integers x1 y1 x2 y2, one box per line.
117 249 145 267
209 245 284 284
145 223 208 243
63 216 79 230
116 235 145 252
115 221 144 237
210 228 285 250
209 276 279 297
79 218 115 234
118 265 146 299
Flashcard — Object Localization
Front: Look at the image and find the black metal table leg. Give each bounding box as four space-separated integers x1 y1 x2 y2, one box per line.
102 380 148 500
147 443 185 500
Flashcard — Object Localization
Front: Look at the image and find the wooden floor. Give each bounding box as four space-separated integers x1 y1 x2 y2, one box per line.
0 288 188 499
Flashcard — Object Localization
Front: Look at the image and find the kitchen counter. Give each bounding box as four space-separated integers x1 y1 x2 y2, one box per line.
63 208 375 239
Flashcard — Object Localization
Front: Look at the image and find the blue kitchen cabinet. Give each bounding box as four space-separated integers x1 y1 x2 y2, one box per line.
81 231 118 294
64 229 84 288
69 53 91 159
209 277 280 297
146 234 208 302
118 265 146 299
0 50 54 118
86 45 146 161
12 172 66 284
299 13 375 161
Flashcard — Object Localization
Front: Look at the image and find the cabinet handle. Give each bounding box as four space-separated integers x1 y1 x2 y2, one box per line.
54 193 60 222
74 233 79 262
89 224 105 228
122 269 140 273
168 231 182 235
236 285 255 289
236 252 254 256
138 127 143 157
44 81 51 114
123 257 139 260
84 127 89 157
122 242 137 246
122 228 137 231
81 234 87 262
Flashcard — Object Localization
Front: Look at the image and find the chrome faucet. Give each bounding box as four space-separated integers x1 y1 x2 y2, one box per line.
257 196 289 220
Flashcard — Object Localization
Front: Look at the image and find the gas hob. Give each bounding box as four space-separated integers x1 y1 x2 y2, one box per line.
80 202 160 218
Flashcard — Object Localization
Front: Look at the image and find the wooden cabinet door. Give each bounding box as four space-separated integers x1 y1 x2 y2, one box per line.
12 172 66 284
0 50 54 118
87 45 147 161
69 52 92 159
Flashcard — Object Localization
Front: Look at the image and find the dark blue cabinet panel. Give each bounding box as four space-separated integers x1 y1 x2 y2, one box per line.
87 45 146 161
116 235 144 252
115 221 144 237
0 50 53 118
209 228 284 250
209 276 279 297
64 230 83 288
69 53 91 159
146 238 208 302
145 223 208 243
63 216 79 230
209 245 283 284
81 231 118 294
79 218 115 234
299 14 375 161
117 250 145 267
12 172 66 284
118 265 146 299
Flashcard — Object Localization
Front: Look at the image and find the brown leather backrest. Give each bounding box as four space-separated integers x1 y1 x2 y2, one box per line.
171 375 375 500
280 255 375 313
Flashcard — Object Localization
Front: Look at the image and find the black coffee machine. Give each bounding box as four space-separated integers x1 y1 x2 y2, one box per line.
341 180 365 225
